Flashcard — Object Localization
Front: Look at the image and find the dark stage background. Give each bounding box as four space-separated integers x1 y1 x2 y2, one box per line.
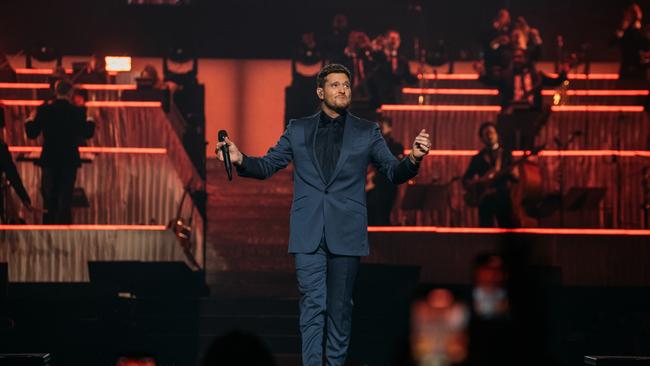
0 0 641 60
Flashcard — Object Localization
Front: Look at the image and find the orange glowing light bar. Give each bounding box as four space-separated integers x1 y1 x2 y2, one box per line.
542 89 649 96
104 56 132 72
0 82 50 89
0 100 44 106
406 149 478 156
0 224 167 231
8 146 167 154
518 150 650 157
368 226 650 236
405 149 650 158
562 73 619 80
402 88 649 97
420 73 620 80
14 68 73 75
76 84 137 90
420 73 479 80
381 104 644 112
381 104 501 112
551 105 644 112
85 101 161 108
0 100 161 107
402 87 499 95
0 83 137 90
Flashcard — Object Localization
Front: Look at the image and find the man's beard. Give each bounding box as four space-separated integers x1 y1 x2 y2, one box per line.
323 97 350 113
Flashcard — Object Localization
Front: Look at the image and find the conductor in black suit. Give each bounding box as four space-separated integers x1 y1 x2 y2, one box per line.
25 80 95 224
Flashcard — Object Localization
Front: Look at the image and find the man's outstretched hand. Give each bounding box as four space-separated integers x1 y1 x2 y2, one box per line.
409 129 431 164
215 137 244 166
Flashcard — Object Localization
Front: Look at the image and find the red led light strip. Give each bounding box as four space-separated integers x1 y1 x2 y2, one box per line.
381 105 501 112
402 88 649 97
419 73 620 80
8 146 167 154
381 104 644 112
76 84 137 90
368 226 650 236
420 73 480 80
404 149 650 157
14 68 73 75
85 101 161 107
0 83 137 90
403 87 499 95
0 224 166 230
542 90 649 96
0 82 50 89
0 100 161 107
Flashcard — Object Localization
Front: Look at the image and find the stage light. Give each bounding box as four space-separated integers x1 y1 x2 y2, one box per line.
105 56 132 72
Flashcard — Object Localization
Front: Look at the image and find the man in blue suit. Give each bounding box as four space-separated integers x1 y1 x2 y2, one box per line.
216 63 431 366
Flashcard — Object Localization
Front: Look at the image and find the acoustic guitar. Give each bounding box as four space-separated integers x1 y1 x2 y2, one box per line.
464 145 544 207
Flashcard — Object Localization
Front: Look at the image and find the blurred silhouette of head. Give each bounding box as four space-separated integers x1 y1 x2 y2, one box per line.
493 9 511 31
386 29 402 52
54 79 73 99
472 254 509 319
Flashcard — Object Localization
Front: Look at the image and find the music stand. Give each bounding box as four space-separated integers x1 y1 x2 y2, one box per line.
564 187 607 210
401 184 452 225
400 184 428 225
401 184 428 211
563 187 607 227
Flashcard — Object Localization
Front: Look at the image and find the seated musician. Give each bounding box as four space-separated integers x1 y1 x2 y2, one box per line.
463 122 518 228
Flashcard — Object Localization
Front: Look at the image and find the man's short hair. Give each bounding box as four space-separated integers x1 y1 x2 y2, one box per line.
478 121 497 137
316 63 351 88
54 79 73 96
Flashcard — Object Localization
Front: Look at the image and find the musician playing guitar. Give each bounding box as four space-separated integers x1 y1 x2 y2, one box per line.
463 122 519 228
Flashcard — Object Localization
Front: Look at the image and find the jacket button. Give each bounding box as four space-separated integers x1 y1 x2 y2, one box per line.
324 190 329 194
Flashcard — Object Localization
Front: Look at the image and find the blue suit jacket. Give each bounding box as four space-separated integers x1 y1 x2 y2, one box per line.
236 111 419 256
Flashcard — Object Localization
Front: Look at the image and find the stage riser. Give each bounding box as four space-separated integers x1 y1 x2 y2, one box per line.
0 230 188 282
366 232 650 286
206 231 650 287
383 110 650 150
393 155 649 229
7 154 192 226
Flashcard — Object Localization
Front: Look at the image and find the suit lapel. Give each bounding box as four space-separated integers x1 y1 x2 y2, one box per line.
326 113 356 186
304 111 327 185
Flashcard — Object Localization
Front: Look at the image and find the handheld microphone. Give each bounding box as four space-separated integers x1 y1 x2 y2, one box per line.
218 130 233 181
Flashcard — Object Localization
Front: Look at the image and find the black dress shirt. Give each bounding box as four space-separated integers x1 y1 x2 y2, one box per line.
315 111 345 182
